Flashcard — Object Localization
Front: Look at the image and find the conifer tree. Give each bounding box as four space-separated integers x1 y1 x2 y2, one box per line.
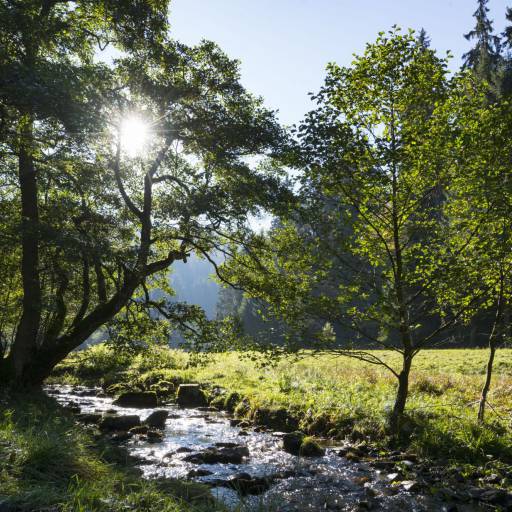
463 0 501 87
503 7 512 46
417 28 431 49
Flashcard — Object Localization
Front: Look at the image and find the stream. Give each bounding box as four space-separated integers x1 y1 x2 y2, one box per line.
45 385 499 512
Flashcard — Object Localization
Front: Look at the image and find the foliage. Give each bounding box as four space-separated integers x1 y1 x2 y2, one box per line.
463 0 501 85
0 0 291 385
219 29 512 427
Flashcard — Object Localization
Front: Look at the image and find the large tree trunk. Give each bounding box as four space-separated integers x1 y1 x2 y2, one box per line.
4 118 42 382
2 277 141 387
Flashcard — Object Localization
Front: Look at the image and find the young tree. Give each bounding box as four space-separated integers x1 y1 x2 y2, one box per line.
436 90 512 422
0 1 288 386
221 30 495 431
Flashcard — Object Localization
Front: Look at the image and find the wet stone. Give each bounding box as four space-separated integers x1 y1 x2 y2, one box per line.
110 431 132 442
129 425 149 435
183 445 250 464
400 480 420 492
176 384 207 408
145 410 169 429
100 414 141 431
187 469 213 478
479 488 509 504
299 438 325 457
225 472 271 496
481 473 501 484
64 404 81 414
282 431 304 455
252 407 299 432
113 391 158 408
214 442 239 448
175 446 194 453
74 388 99 397
345 451 361 462
76 413 102 425
145 430 164 443
370 460 395 470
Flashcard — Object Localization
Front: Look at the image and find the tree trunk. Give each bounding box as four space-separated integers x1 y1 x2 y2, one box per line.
390 352 412 433
478 342 496 422
388 104 414 434
1 273 145 387
5 118 42 382
478 274 505 423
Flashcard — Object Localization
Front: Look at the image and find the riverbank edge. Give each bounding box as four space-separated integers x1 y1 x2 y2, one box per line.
47 352 512 505
0 389 220 512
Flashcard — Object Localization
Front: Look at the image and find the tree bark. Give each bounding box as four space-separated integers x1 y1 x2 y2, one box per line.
390 352 412 433
389 99 413 434
478 272 505 422
5 118 42 382
2 276 140 387
478 342 497 423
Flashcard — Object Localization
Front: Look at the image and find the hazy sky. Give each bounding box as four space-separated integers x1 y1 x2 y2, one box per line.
169 0 510 126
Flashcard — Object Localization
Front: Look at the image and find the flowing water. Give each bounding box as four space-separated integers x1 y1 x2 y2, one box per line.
45 385 491 512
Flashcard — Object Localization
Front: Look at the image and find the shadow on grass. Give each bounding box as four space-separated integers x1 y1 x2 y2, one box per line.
391 409 512 465
0 390 216 512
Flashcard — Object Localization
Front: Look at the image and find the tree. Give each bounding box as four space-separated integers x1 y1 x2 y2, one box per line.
417 28 431 49
497 7 512 98
436 91 512 422
221 30 494 431
463 0 502 93
0 1 288 386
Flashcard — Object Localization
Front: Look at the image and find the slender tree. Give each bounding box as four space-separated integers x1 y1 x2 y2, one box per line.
221 30 496 432
417 28 431 49
436 92 512 422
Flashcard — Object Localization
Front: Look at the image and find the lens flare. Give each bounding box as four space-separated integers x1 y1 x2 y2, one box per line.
119 116 150 157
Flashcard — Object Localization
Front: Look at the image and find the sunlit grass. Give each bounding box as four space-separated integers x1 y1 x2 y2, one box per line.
54 346 512 467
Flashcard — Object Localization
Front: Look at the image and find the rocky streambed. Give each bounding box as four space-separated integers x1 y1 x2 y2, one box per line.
45 385 511 512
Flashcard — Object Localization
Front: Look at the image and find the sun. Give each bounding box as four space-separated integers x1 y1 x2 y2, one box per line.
119 115 151 158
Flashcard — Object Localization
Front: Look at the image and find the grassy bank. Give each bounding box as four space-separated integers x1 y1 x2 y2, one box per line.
0 390 216 511
51 345 512 474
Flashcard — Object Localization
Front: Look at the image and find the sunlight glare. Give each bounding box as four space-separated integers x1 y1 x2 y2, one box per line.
119 115 150 158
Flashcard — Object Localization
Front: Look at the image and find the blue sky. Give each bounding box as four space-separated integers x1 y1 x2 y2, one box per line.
169 0 510 126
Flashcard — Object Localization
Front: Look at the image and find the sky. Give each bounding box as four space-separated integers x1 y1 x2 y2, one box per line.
169 0 510 126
